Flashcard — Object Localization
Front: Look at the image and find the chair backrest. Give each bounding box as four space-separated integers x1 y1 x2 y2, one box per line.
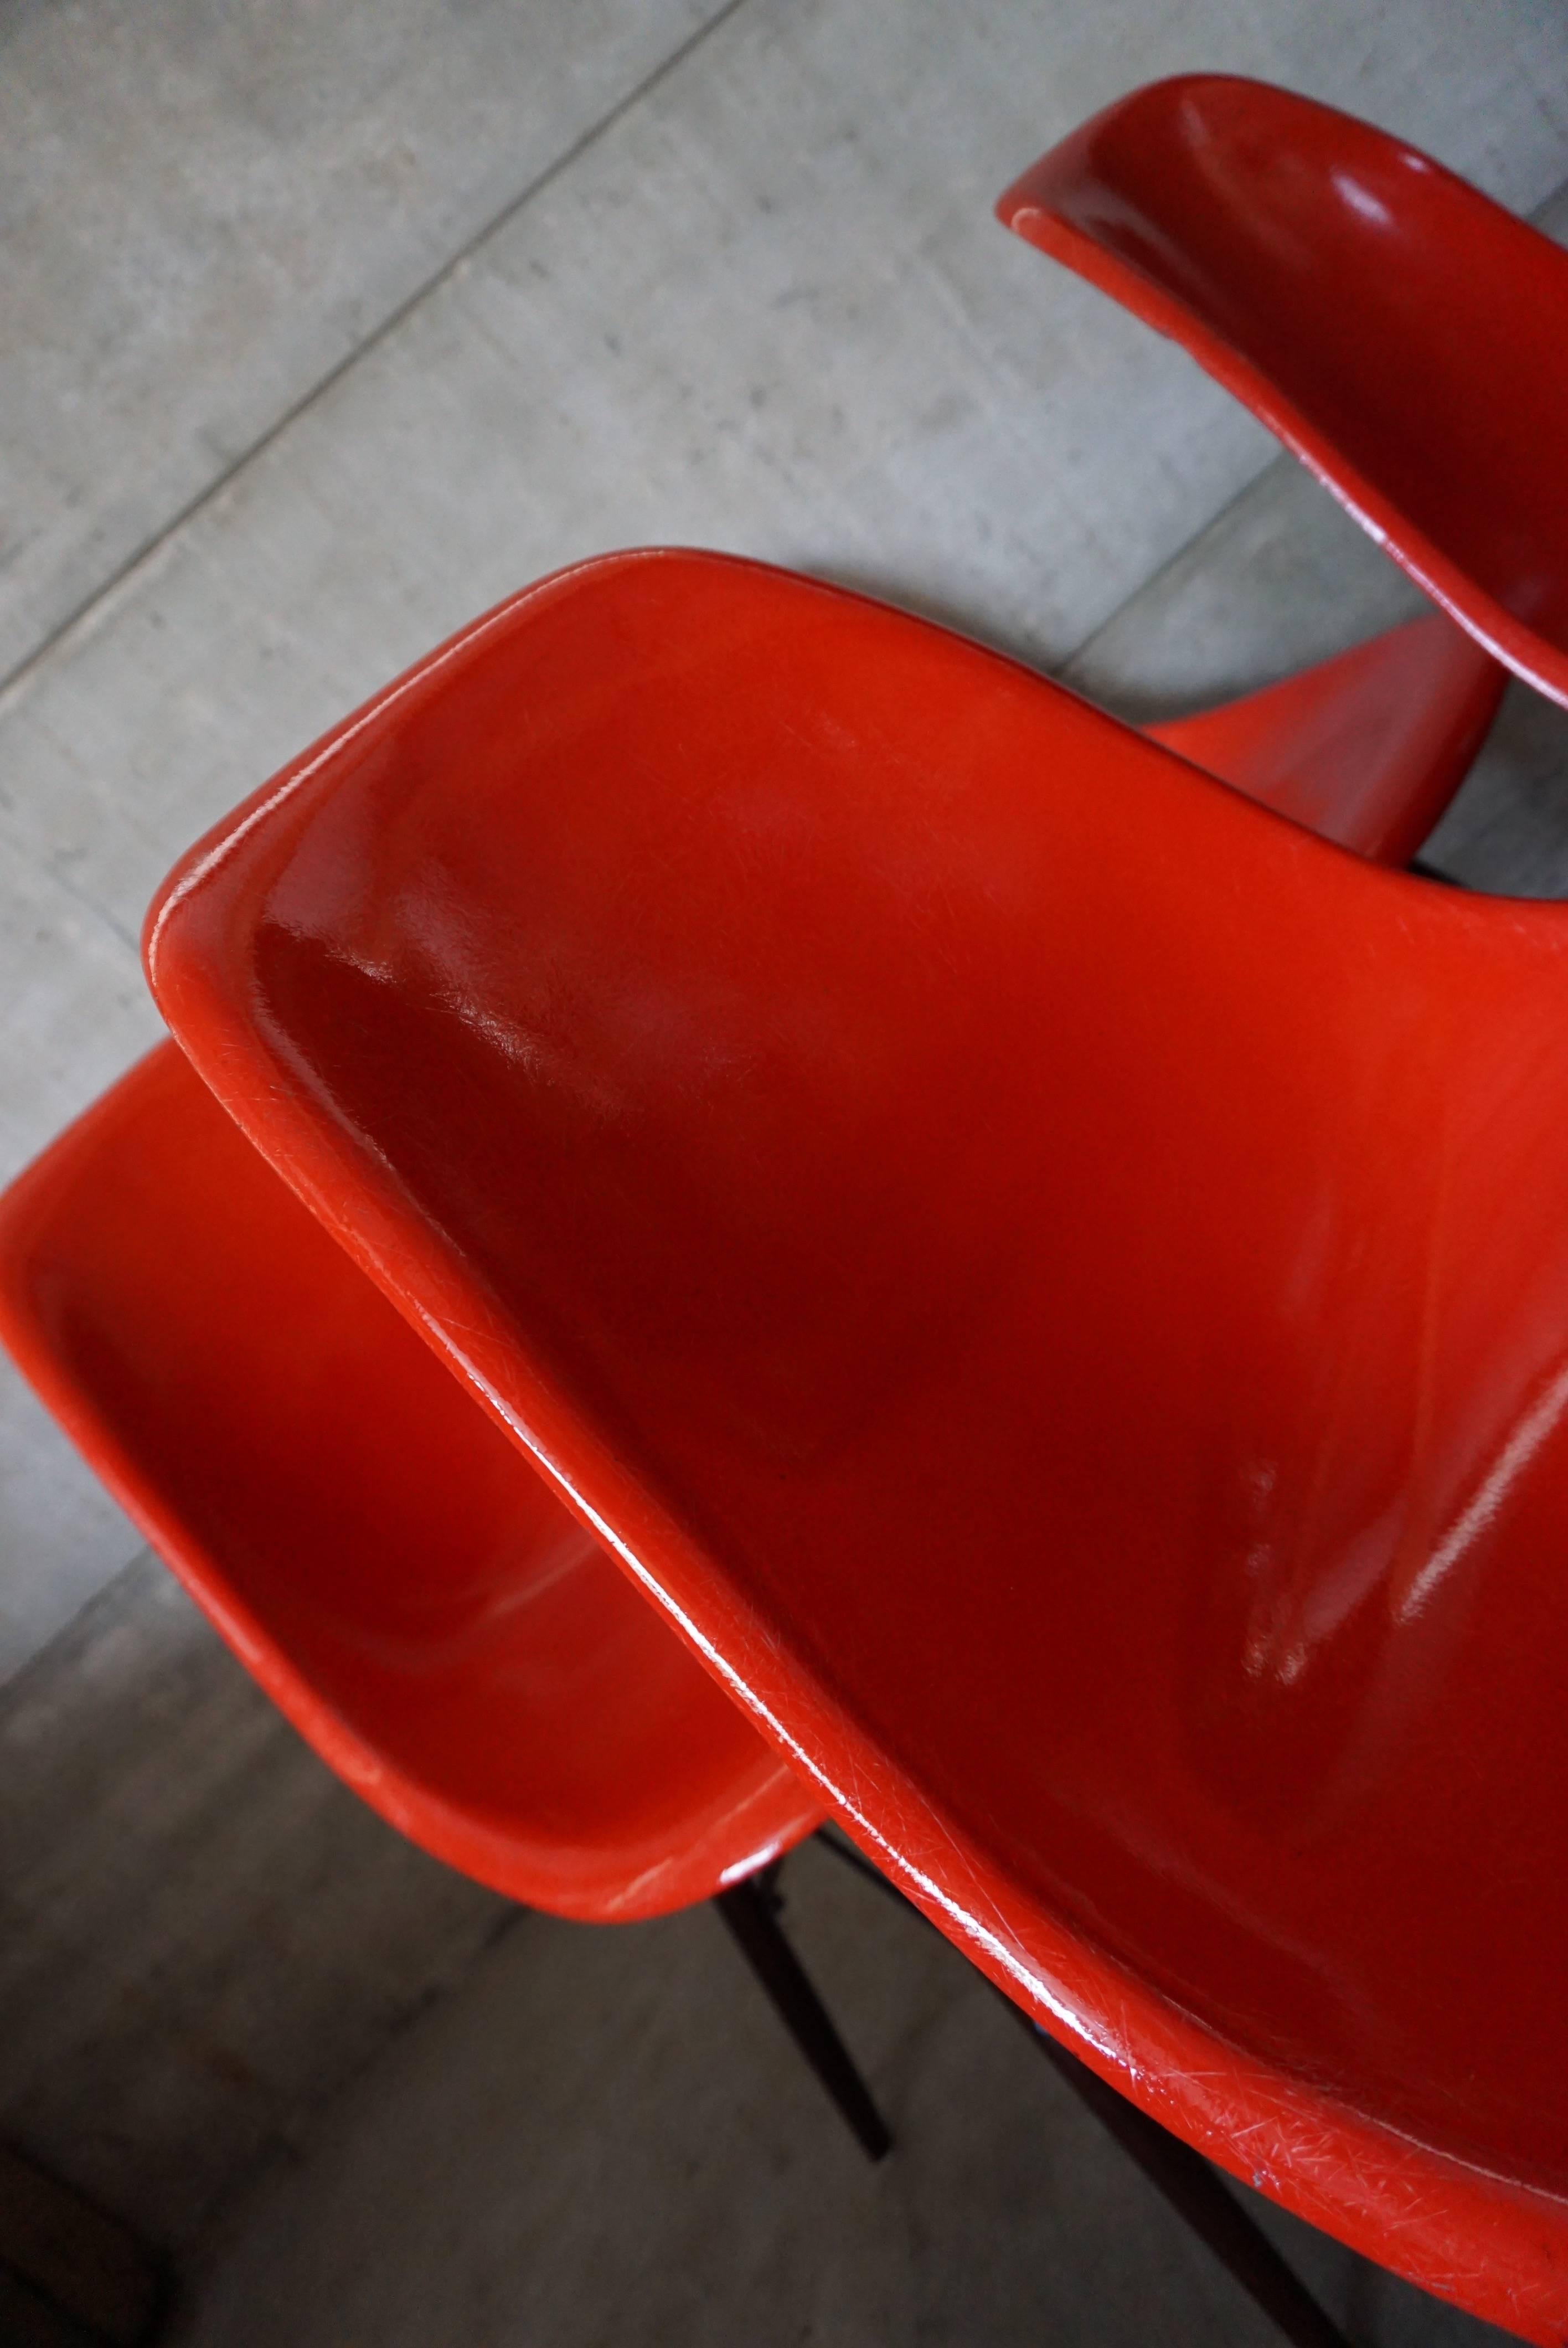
145 547 1568 2330
999 75 1568 705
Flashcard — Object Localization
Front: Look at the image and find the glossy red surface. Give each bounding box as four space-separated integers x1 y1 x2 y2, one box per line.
0 1039 822 1919
1152 611 1500 865
999 75 1568 710
141 548 1568 2340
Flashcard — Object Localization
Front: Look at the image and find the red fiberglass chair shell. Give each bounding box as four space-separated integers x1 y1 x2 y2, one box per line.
0 1039 821 1919
1149 608 1497 863
998 75 1568 709
141 548 1568 2342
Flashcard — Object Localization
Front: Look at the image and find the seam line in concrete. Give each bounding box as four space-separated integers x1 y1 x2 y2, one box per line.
1053 452 1285 681
0 0 753 715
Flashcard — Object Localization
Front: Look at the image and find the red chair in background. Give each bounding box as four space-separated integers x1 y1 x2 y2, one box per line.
0 1039 893 2161
999 73 1568 709
116 545 1568 2345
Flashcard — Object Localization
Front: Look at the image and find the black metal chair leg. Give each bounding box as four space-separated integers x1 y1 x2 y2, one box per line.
714 1865 891 2161
1013 2015 1353 2348
813 1825 1352 2345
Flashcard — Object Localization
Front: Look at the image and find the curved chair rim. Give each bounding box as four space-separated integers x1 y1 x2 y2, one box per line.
998 73 1568 713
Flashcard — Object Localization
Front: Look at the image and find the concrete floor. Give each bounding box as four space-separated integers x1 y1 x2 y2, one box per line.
5 1 1568 2341
161 1840 1520 2348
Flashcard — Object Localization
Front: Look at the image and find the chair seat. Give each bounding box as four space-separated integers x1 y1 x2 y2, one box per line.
999 75 1568 709
145 546 1568 2337
0 1041 822 1918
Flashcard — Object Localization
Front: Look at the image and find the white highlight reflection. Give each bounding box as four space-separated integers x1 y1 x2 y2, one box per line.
1331 171 1392 229
1400 1358 1568 1621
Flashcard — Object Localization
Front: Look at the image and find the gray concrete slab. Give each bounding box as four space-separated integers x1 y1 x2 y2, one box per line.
1062 459 1430 722
164 1835 1520 2348
0 0 731 684
0 1553 509 2246
6 0 1564 693
6 0 1566 1144
1425 678 1568 895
